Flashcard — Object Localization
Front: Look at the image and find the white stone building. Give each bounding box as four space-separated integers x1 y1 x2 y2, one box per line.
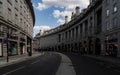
0 0 35 56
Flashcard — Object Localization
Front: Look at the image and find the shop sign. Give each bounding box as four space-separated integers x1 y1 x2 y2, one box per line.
3 38 8 44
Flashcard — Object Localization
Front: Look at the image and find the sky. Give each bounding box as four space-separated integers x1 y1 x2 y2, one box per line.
31 0 89 37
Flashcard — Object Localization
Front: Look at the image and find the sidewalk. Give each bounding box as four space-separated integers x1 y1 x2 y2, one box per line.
56 53 76 75
0 52 42 68
85 55 120 66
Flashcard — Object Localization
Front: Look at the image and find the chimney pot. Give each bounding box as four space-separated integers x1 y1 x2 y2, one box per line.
65 16 68 24
75 6 80 15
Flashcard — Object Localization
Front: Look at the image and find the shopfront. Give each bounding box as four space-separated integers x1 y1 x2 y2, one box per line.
8 41 18 56
105 34 118 57
20 43 25 54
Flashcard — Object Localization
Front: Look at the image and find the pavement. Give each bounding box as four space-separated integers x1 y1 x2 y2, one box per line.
84 54 120 66
65 53 120 75
0 52 43 68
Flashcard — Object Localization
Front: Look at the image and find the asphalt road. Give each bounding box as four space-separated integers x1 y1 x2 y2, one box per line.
1 52 120 75
65 53 120 75
0 52 61 75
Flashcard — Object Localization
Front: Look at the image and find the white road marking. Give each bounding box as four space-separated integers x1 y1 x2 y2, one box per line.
3 66 25 75
31 60 40 65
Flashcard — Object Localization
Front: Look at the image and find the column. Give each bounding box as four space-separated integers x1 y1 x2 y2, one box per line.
3 26 7 57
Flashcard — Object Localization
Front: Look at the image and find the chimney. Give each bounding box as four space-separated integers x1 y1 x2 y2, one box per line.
65 16 68 24
75 6 80 15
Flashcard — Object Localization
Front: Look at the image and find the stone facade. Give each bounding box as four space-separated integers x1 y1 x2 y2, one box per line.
0 0 35 57
36 0 120 57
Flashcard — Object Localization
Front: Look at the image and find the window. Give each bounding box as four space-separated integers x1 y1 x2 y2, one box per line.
0 1 2 14
106 22 111 30
8 8 12 20
106 10 110 16
58 34 61 42
106 0 109 5
113 0 117 3
89 17 93 34
113 5 117 13
72 29 74 38
80 24 83 34
7 0 12 5
15 14 18 24
113 18 118 27
0 23 3 32
65 32 67 40
15 0 18 3
76 27 78 38
20 18 22 23
69 30 71 39
15 7 18 11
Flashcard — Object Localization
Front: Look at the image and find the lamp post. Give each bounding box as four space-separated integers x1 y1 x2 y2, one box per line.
3 34 9 62
6 33 9 62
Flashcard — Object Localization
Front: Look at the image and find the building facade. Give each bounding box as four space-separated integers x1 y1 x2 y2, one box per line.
0 0 35 56
36 0 120 57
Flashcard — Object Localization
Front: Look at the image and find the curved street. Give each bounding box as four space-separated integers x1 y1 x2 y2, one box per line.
0 52 120 75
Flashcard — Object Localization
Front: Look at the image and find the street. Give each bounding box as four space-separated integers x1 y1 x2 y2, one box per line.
0 53 61 75
0 52 120 75
66 53 120 75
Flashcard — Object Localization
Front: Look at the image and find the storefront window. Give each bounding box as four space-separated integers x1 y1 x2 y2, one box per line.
0 1 2 16
105 34 118 57
8 41 18 56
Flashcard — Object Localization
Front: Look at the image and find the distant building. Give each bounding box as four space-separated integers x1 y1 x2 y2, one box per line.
36 0 120 57
0 0 35 56
33 33 40 51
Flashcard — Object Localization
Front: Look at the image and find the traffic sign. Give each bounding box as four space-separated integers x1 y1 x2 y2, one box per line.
3 38 8 44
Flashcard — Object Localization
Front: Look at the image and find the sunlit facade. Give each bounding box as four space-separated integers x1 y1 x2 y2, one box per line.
36 0 120 57
0 0 35 56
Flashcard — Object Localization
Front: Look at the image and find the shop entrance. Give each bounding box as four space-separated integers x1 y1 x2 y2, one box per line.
8 41 18 56
95 38 101 55
20 43 25 54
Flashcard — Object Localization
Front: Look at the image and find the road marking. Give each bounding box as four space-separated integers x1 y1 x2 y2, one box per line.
31 60 40 65
3 66 25 75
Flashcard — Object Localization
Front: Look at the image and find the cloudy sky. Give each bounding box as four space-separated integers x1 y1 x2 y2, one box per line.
32 0 89 36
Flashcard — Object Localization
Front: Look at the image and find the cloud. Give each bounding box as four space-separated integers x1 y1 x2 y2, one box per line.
42 0 89 9
33 25 51 36
57 19 65 25
53 10 61 18
36 3 48 11
53 10 72 24
35 0 89 25
35 0 89 11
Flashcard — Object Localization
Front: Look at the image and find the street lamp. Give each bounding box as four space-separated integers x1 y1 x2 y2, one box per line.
3 33 9 62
